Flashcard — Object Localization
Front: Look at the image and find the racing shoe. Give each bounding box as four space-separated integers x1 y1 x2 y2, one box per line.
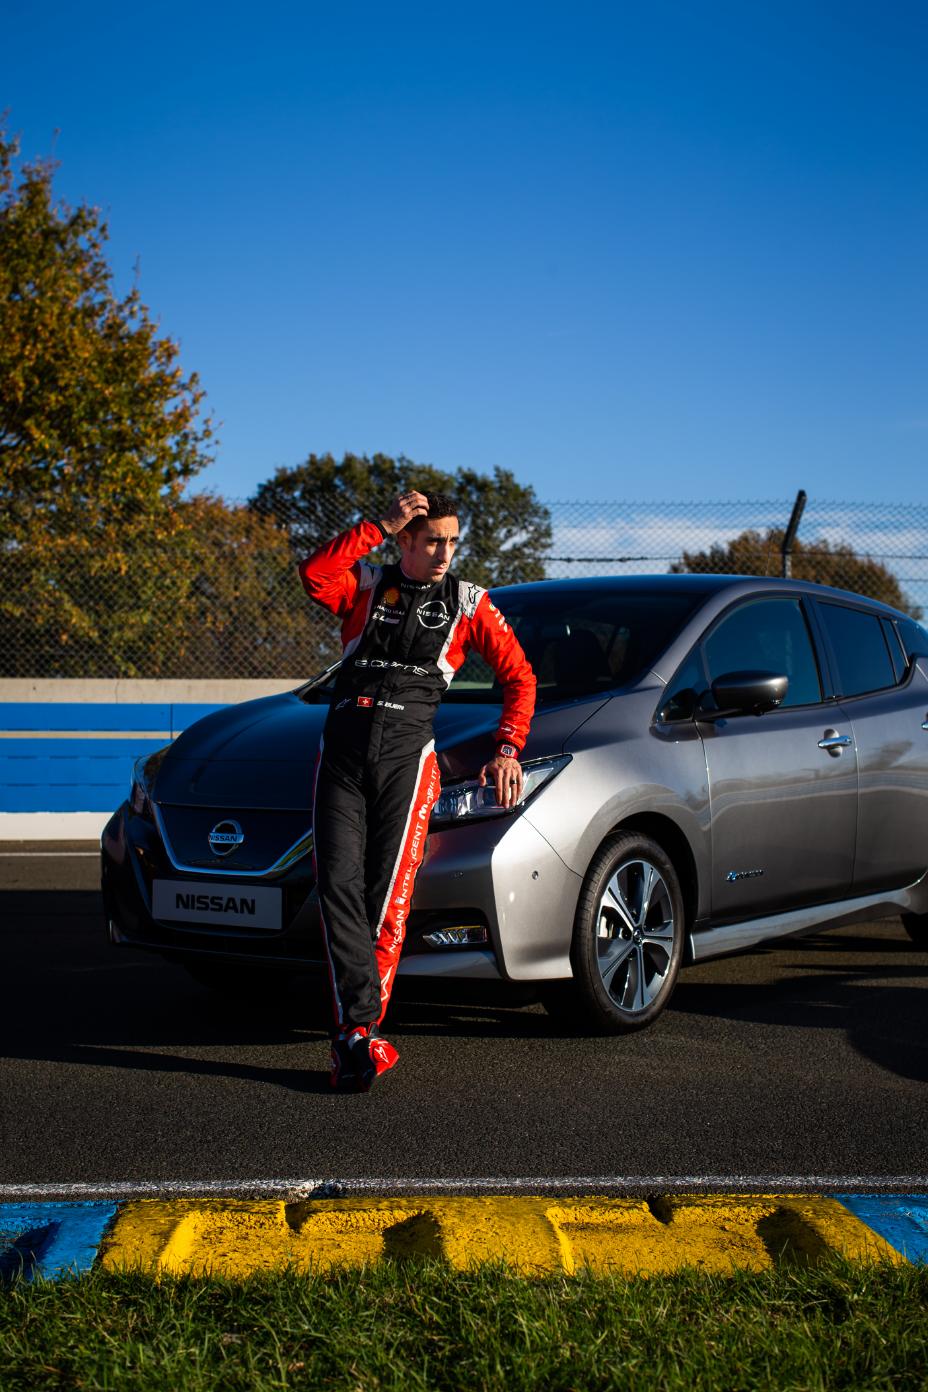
329 1032 360 1092
367 1025 399 1084
331 1025 399 1092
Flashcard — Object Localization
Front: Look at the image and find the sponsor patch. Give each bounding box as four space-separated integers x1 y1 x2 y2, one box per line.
417 599 450 629
356 658 430 676
383 586 400 606
488 600 509 631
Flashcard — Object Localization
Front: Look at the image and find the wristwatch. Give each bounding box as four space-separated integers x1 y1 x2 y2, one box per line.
497 742 518 759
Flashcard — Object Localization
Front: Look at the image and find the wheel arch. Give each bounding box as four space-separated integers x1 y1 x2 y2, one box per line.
611 812 699 957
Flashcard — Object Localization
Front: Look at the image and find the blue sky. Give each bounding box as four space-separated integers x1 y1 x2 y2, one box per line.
3 1 927 504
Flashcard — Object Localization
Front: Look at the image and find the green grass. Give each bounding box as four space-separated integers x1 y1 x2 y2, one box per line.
0 1260 926 1391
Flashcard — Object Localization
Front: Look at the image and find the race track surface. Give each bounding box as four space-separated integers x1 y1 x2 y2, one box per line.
1 847 926 1189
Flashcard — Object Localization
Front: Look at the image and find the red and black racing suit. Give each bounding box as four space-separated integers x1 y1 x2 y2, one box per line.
299 520 536 1031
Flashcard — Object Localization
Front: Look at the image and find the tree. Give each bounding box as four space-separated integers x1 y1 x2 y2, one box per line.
0 124 216 675
164 494 310 679
670 527 921 617
249 452 553 587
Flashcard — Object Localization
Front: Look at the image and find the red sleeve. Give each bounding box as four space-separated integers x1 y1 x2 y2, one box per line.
297 520 385 617
467 592 536 754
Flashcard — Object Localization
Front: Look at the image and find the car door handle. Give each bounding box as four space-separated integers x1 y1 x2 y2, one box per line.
818 730 852 755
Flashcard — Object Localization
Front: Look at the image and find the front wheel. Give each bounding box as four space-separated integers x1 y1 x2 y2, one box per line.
558 831 686 1035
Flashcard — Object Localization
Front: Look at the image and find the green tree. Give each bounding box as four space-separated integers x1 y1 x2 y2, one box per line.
0 124 216 675
250 452 553 587
670 527 921 617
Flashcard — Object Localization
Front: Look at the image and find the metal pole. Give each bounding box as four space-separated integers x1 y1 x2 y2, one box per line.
781 489 807 578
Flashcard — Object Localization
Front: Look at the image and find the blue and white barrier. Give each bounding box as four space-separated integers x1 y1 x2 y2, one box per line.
0 680 301 841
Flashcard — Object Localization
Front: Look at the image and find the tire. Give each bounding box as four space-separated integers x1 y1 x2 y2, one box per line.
901 913 928 947
555 830 686 1035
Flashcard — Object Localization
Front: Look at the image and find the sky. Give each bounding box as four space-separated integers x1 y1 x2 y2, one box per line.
3 1 927 505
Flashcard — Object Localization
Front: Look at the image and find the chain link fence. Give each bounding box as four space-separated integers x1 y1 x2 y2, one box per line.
3 496 926 679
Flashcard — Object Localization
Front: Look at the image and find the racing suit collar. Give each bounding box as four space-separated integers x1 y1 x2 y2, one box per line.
396 562 443 591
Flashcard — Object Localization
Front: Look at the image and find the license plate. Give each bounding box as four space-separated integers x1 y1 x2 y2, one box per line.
152 879 282 931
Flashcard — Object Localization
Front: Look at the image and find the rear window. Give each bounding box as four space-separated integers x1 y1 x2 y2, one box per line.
448 589 703 705
895 616 928 664
818 602 897 697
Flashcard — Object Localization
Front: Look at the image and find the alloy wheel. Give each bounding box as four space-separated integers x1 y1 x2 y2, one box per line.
594 857 676 1016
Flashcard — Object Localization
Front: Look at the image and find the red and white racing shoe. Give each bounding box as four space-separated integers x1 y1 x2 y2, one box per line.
330 1024 399 1092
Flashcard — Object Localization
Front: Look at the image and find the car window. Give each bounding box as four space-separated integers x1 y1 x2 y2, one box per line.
659 648 707 722
818 602 898 697
895 616 928 664
703 598 822 708
447 590 703 705
880 618 906 682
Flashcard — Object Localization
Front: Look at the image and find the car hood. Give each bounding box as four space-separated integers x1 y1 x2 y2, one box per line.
153 689 607 809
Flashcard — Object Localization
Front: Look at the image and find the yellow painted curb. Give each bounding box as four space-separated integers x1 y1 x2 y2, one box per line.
98 1194 904 1278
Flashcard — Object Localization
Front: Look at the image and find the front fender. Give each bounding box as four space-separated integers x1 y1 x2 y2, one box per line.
522 693 711 918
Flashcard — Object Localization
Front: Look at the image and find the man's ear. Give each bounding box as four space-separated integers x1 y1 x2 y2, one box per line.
396 528 412 553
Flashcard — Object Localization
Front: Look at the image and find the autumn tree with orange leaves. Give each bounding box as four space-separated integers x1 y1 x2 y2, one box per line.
0 124 225 676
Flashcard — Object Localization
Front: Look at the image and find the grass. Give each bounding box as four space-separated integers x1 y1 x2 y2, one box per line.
0 1259 926 1391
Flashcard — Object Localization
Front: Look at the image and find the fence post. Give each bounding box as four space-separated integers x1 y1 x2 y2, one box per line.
781 489 807 578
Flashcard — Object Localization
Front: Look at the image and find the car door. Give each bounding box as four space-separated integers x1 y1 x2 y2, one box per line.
814 600 928 893
697 595 858 921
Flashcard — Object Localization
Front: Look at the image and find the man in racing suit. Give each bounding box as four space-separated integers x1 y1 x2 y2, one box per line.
299 489 536 1091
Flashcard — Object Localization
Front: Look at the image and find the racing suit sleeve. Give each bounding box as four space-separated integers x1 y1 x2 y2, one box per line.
297 520 385 616
467 592 536 755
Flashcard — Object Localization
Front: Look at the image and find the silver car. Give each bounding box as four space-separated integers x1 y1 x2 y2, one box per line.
102 574 928 1034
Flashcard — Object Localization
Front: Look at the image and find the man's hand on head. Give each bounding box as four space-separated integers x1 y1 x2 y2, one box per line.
380 491 429 536
478 755 524 810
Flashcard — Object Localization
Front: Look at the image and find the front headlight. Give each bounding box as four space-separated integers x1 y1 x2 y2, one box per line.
430 755 571 827
128 747 169 819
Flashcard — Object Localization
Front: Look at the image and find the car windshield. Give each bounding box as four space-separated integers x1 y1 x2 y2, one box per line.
296 586 704 706
447 588 702 705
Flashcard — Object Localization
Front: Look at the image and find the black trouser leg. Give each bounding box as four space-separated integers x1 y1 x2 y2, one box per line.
312 747 380 1029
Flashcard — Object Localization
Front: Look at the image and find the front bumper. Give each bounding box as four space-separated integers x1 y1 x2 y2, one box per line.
102 792 582 982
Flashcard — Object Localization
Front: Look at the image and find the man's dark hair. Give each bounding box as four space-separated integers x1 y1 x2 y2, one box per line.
404 491 460 533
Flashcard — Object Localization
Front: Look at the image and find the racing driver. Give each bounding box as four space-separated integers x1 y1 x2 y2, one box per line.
299 490 536 1092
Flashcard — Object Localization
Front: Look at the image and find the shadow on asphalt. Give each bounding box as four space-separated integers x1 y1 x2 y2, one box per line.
2 890 927 1087
671 931 928 1084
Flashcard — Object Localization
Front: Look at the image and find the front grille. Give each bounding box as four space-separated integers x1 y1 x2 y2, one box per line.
156 804 313 876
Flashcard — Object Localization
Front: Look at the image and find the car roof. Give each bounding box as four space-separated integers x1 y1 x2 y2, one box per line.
488 572 910 620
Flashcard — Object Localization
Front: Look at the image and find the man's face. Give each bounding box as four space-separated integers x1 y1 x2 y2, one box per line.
398 515 459 583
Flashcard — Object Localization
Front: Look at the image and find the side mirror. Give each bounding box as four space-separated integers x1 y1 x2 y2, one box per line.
699 670 789 719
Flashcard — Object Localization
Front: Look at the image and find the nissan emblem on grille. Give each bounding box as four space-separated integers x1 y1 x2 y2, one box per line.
208 819 245 857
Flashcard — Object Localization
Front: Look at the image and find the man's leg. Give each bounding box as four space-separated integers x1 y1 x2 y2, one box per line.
364 739 441 1024
311 740 381 1033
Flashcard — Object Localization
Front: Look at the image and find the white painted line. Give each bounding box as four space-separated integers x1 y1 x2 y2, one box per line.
0 730 173 739
0 851 99 857
0 812 110 839
1 1175 927 1201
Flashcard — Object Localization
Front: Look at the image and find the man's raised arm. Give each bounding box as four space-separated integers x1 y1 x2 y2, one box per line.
468 593 536 809
298 492 430 616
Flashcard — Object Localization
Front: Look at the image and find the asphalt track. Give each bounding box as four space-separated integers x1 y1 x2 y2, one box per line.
2 846 927 1191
